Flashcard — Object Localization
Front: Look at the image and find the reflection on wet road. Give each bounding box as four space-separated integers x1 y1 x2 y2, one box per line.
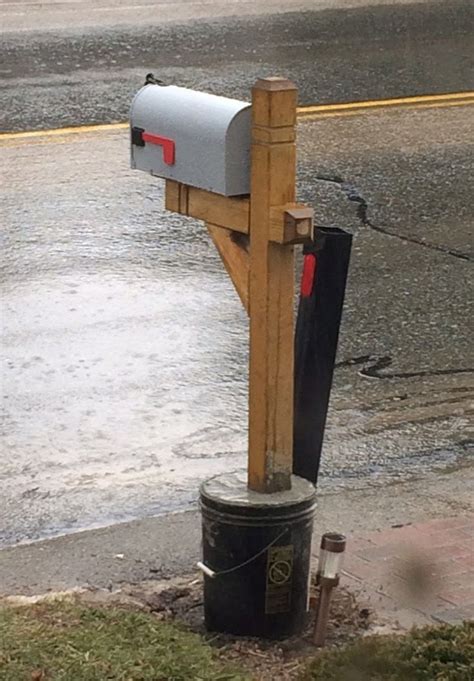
1 106 473 545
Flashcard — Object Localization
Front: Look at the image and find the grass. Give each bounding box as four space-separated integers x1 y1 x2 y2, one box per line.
0 601 249 681
300 621 474 681
1 601 472 681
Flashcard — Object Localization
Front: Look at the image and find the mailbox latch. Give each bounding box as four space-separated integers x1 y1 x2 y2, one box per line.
131 126 176 165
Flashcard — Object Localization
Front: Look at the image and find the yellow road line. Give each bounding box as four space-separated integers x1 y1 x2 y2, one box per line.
1 91 473 142
298 90 474 115
299 97 474 120
0 121 128 141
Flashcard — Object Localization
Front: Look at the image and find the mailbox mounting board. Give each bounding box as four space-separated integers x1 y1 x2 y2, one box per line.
130 85 251 197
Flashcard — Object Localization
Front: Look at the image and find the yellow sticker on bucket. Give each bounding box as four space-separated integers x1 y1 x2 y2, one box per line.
265 545 294 614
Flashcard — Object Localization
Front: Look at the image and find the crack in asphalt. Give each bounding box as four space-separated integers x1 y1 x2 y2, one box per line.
335 353 474 380
315 175 472 261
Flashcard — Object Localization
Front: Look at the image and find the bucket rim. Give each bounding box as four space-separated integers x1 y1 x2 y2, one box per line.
200 470 316 511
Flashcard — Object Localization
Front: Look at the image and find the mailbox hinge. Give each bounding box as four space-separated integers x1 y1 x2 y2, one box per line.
131 126 145 147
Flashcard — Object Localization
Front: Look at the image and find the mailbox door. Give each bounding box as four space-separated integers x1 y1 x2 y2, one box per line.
131 85 251 196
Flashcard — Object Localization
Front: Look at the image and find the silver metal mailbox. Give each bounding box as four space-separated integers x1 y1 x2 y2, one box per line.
130 85 251 196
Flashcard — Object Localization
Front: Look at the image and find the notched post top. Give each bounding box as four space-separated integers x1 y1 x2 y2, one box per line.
252 78 298 132
252 77 298 92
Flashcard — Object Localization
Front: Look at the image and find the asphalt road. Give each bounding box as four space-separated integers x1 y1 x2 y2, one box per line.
1 0 473 547
0 0 442 32
1 0 473 131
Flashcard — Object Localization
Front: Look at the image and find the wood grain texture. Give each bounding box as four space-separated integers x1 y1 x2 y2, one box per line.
248 78 298 493
165 180 250 233
269 204 314 244
164 179 181 212
207 223 249 313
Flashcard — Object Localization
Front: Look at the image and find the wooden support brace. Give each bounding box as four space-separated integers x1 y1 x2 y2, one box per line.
165 180 250 234
165 179 311 245
206 224 249 313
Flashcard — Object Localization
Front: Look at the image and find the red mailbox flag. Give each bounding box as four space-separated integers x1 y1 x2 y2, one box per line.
141 132 176 165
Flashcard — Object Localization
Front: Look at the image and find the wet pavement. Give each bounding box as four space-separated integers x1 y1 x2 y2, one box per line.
2 105 473 546
1 0 473 131
0 0 473 546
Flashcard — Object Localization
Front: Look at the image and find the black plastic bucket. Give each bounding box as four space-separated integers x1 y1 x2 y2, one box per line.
200 471 316 639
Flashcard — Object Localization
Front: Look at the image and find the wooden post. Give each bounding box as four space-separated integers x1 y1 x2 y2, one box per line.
164 79 311 494
248 78 298 493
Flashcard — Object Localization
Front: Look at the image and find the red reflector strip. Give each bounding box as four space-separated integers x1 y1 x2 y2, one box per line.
142 132 176 165
301 253 317 298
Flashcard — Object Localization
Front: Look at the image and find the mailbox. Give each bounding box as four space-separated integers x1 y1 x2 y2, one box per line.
130 84 251 196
